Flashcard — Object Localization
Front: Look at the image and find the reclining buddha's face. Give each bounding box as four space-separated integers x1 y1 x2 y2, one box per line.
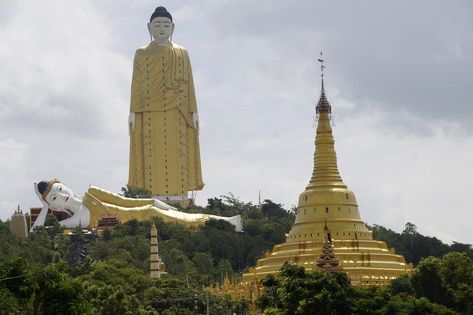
45 182 81 212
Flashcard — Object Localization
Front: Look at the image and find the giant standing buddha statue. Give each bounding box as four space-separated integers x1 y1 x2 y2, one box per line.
128 6 204 203
239 57 412 289
28 7 246 236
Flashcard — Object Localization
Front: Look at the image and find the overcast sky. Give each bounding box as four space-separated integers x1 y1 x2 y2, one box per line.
1 0 472 244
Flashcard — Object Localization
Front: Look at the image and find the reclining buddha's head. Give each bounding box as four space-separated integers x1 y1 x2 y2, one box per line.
36 179 82 212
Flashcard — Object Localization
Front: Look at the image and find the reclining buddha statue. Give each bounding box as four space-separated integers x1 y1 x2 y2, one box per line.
30 179 242 232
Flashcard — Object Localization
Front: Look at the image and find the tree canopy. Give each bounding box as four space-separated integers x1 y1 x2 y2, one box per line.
257 261 466 314
1 195 472 314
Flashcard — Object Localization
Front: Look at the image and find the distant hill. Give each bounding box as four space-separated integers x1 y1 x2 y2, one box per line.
372 222 473 265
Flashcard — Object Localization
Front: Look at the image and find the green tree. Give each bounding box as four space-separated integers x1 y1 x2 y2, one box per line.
121 185 152 198
349 286 389 315
386 274 413 296
0 257 32 302
257 274 280 310
81 259 151 295
439 252 473 312
0 288 21 315
84 283 150 315
142 277 227 314
192 252 214 285
0 257 32 314
411 256 446 304
403 222 418 235
411 252 473 313
378 295 455 315
258 264 352 315
449 242 473 258
261 200 288 219
31 262 91 315
164 248 195 279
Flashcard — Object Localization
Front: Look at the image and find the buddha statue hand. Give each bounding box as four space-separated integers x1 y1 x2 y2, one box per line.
153 198 177 211
192 112 199 130
30 183 50 232
128 113 136 135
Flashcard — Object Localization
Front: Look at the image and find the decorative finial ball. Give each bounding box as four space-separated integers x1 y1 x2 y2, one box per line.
150 6 173 22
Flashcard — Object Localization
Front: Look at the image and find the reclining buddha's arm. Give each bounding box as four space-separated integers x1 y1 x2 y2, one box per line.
30 183 50 232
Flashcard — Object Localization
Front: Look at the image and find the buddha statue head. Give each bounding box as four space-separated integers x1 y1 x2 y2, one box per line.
148 6 174 44
36 179 82 213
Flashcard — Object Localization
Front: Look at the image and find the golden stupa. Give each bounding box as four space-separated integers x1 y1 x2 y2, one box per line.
215 65 413 303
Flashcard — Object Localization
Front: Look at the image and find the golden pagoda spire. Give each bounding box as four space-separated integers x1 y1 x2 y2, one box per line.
287 53 368 243
308 52 345 190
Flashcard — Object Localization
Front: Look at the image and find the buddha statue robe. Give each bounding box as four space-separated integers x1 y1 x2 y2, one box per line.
83 186 241 231
128 42 204 198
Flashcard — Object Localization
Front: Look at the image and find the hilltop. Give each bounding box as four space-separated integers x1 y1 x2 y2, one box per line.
0 196 472 314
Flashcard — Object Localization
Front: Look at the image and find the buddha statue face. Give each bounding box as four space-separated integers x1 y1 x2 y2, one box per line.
148 16 174 41
44 182 82 213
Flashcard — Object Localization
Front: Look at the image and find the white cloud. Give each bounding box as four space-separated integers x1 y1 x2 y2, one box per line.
0 0 130 213
0 1 130 134
334 109 473 243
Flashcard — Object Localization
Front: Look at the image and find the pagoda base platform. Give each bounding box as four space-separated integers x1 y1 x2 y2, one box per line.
209 238 413 302
241 238 412 287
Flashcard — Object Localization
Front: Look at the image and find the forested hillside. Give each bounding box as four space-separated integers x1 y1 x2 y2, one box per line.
372 223 473 265
0 196 293 314
1 195 472 314
257 255 473 314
